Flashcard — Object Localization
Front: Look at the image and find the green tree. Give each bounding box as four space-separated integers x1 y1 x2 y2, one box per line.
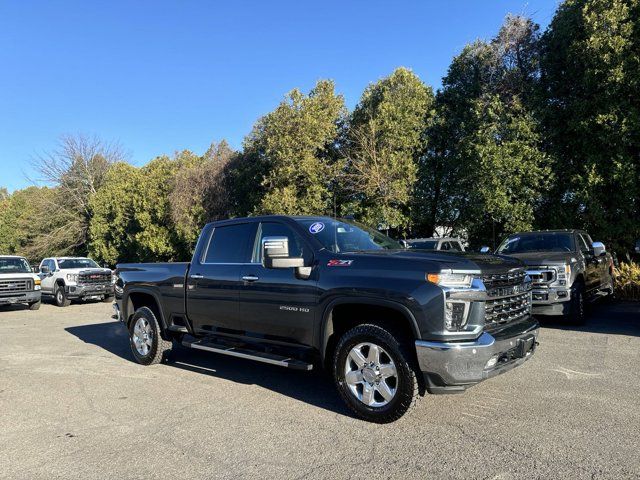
239 80 346 216
460 95 551 244
540 0 640 254
343 67 434 232
417 15 549 246
0 186 56 262
169 141 237 246
89 155 189 264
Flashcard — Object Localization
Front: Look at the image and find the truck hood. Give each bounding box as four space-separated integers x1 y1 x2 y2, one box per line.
0 272 39 280
348 250 525 274
60 268 113 275
505 251 574 266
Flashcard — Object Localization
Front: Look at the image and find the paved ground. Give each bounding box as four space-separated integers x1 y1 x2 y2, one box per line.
1 300 639 480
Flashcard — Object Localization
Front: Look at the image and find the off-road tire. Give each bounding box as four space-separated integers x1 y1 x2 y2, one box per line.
28 300 41 310
128 307 172 366
568 282 586 325
54 285 71 307
333 323 420 423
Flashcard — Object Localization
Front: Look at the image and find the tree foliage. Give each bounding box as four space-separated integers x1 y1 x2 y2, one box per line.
243 80 346 216
343 67 434 231
32 134 127 255
539 0 640 252
3 2 639 261
417 15 550 247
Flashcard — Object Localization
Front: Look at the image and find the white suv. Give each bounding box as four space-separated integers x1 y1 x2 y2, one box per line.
39 257 114 307
0 255 42 310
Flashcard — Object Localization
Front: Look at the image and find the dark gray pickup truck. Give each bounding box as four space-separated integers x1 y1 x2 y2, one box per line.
488 230 614 323
114 216 539 422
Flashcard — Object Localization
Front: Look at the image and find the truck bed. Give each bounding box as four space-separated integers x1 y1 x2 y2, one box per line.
116 262 190 323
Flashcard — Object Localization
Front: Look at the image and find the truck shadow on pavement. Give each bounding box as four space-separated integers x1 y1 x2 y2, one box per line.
65 321 353 418
536 301 639 337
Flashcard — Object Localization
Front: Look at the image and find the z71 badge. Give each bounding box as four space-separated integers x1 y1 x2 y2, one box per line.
327 259 353 267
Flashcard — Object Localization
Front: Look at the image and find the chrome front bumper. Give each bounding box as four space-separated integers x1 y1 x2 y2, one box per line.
65 283 114 299
415 318 539 392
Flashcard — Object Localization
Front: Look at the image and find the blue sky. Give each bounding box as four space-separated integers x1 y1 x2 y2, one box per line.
0 0 560 192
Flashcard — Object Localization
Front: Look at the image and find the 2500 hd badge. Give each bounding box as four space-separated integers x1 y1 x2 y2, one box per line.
114 215 538 423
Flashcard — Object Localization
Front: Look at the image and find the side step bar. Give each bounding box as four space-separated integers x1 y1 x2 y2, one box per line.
182 339 313 371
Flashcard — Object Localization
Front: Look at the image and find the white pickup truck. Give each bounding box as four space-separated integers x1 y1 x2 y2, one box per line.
38 257 114 307
0 255 42 310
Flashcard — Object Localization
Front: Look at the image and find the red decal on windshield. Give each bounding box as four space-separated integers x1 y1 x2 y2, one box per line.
327 259 353 267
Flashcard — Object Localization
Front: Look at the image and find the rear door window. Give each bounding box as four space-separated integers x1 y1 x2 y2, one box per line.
203 223 255 264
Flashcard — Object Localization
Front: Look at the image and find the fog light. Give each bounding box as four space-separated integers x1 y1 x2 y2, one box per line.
557 290 567 298
486 355 498 368
445 301 469 331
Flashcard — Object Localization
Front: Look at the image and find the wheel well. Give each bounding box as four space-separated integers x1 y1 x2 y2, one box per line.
322 303 417 370
55 279 65 287
126 292 162 328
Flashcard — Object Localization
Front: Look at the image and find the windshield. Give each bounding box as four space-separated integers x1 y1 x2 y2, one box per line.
57 258 100 269
295 218 402 253
408 240 438 250
0 257 32 274
497 233 575 254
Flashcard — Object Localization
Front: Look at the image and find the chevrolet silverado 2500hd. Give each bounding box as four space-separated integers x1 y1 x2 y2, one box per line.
115 216 539 423
489 230 614 324
0 256 42 309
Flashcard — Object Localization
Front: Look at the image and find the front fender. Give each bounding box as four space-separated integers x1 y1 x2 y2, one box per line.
318 296 422 363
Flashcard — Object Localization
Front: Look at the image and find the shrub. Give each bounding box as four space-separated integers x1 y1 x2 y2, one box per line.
614 262 640 301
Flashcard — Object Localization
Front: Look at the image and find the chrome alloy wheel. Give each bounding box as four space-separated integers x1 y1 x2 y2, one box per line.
132 316 154 356
344 342 398 407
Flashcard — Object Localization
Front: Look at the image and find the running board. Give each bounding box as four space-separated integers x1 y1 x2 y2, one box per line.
182 339 313 371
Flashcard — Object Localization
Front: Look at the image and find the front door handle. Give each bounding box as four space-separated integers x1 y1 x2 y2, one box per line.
191 274 204 279
242 275 259 282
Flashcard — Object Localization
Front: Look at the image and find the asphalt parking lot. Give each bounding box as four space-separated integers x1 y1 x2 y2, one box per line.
1 301 639 479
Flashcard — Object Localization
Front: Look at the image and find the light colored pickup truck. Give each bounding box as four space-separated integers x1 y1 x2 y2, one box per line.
38 257 114 307
0 255 42 310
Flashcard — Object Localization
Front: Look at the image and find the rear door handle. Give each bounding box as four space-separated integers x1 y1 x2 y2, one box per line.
242 275 259 282
191 274 204 279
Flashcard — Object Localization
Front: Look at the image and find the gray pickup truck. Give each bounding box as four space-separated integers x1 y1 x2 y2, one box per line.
487 230 614 323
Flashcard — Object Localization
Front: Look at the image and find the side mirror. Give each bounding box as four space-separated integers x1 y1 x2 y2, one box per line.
480 246 491 254
592 241 606 257
40 265 50 274
262 236 305 269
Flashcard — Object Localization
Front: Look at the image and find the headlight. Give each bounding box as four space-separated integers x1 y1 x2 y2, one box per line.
555 264 571 286
427 271 474 288
444 301 470 330
66 274 78 283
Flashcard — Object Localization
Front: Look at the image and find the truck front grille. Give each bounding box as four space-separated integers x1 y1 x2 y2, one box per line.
78 273 111 286
526 268 556 287
0 279 32 293
482 269 531 329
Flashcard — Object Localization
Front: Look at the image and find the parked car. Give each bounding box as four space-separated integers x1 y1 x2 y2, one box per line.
38 257 114 307
0 255 42 310
485 230 614 324
114 215 538 423
402 237 465 252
